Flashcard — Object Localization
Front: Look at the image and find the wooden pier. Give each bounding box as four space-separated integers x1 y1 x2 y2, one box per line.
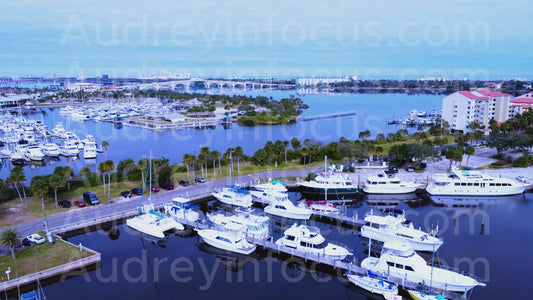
296 111 356 121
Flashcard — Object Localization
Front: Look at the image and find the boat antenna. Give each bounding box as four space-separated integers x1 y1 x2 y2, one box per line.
324 155 328 173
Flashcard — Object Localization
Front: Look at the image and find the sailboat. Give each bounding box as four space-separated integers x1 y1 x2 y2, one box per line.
126 151 184 238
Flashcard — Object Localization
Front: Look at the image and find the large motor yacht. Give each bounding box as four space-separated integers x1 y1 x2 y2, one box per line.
212 185 253 207
275 224 351 260
361 242 485 292
426 167 530 196
361 210 443 252
363 171 421 194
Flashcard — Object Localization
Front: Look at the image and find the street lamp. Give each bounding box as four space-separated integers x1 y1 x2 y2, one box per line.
5 267 11 281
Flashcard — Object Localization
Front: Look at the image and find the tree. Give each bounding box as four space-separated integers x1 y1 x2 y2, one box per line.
48 174 64 208
58 166 74 191
234 146 243 174
375 133 385 142
102 141 110 160
211 150 221 176
104 160 115 198
464 145 476 168
301 147 309 165
0 228 21 260
182 154 194 181
359 130 371 141
79 167 92 181
7 166 26 204
31 177 52 242
291 137 301 151
283 140 289 165
98 162 107 194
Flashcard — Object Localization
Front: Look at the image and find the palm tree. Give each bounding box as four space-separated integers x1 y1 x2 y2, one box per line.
0 228 21 260
182 154 194 181
48 174 64 208
283 141 289 165
102 141 110 160
291 137 301 151
464 145 476 168
31 178 52 242
358 130 371 141
79 166 92 184
7 166 26 204
138 158 149 185
210 150 221 176
234 146 243 174
301 147 309 165
98 162 107 194
62 166 74 190
104 160 115 198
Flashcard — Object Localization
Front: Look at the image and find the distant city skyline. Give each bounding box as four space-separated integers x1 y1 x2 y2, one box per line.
1 0 532 79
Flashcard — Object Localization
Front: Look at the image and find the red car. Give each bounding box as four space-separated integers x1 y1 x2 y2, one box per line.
75 200 86 207
151 186 160 192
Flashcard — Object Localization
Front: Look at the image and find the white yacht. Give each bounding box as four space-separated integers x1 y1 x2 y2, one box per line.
361 242 485 292
249 179 287 199
126 204 184 238
24 146 45 161
60 140 79 156
297 170 357 198
264 194 313 220
426 167 530 196
196 223 256 255
127 154 185 238
363 171 421 194
346 274 402 300
275 224 351 260
40 143 60 158
164 196 201 223
207 207 269 240
252 189 290 205
212 185 253 207
83 141 97 159
52 122 66 138
361 211 443 252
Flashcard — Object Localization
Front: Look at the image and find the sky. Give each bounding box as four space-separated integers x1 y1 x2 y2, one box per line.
0 0 532 79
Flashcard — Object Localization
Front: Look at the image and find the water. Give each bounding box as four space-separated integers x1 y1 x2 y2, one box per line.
35 192 532 299
0 92 442 179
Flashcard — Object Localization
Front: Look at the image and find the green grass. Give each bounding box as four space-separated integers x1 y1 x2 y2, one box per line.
0 235 95 281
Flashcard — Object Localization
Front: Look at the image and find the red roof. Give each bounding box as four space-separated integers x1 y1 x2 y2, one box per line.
473 89 509 97
458 91 487 100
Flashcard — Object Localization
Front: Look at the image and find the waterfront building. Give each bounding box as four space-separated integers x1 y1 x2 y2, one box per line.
297 77 353 87
65 82 100 92
510 92 533 112
441 89 518 132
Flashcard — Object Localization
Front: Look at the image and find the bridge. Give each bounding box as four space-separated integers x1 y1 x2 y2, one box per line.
133 78 295 91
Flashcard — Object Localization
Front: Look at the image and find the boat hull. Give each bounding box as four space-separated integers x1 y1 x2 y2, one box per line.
264 207 312 220
361 228 443 252
197 229 256 255
426 184 528 196
347 274 400 298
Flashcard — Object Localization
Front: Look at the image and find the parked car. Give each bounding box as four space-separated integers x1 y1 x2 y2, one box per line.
151 186 160 193
178 179 189 187
58 200 71 208
160 182 175 190
121 191 132 198
131 188 144 196
195 176 206 183
389 166 399 173
21 238 31 247
406 165 414 172
74 200 86 207
27 233 45 245
82 191 99 205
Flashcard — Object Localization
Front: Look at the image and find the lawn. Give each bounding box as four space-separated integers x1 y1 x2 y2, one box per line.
0 235 95 281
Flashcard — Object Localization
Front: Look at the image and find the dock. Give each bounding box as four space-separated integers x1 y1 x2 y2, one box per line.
296 111 356 121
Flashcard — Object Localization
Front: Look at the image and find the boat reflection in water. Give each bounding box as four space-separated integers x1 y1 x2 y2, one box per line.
364 192 419 211
197 241 258 272
428 194 527 211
